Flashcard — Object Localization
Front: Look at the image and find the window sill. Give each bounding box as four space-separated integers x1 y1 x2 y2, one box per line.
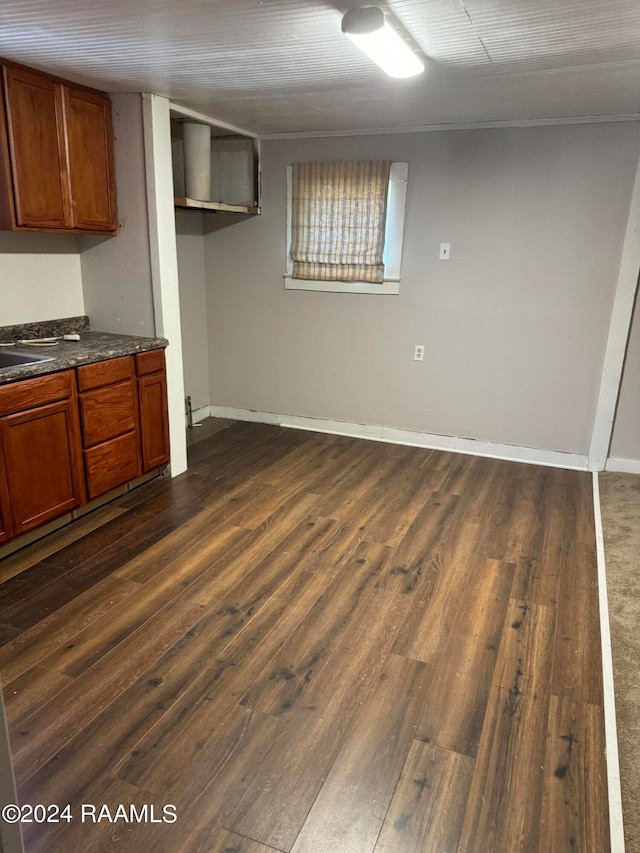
283 276 400 295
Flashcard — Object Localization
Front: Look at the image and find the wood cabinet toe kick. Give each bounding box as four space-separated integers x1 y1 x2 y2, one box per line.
0 349 169 549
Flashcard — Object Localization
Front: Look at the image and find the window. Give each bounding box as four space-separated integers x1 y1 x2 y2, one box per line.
284 161 408 295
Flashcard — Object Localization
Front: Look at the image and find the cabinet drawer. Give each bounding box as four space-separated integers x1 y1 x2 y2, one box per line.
80 379 137 448
0 370 73 417
77 355 134 392
84 431 140 500
136 349 165 376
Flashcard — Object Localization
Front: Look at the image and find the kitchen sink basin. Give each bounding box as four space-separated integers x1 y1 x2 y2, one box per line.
0 351 56 370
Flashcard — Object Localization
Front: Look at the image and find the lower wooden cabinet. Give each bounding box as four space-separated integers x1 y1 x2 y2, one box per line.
0 349 169 547
136 351 170 473
0 396 85 537
137 371 170 472
0 456 12 544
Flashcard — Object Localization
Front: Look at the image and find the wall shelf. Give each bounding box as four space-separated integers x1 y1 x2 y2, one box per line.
168 104 261 227
174 197 260 215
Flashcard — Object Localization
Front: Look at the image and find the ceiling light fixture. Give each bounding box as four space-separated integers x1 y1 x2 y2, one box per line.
341 6 425 79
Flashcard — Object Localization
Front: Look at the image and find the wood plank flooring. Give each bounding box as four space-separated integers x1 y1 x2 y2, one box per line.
0 422 609 852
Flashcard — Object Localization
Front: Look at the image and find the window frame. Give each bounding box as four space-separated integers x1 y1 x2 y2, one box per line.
284 161 408 295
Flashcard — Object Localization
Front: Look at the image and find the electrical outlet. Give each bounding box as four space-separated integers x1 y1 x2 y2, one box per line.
414 345 425 361
439 242 451 260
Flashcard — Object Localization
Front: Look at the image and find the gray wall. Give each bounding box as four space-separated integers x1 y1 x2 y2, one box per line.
79 94 155 335
176 211 210 414
0 233 83 326
204 123 640 456
610 290 640 462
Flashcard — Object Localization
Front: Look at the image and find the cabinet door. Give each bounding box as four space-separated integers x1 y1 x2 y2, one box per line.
63 85 117 232
138 371 170 472
0 452 12 544
2 65 71 228
0 399 85 536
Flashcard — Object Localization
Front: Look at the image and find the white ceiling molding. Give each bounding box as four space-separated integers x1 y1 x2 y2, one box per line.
260 113 640 140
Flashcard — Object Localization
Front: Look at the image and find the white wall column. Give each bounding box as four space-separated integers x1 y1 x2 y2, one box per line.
142 93 187 476
589 151 640 470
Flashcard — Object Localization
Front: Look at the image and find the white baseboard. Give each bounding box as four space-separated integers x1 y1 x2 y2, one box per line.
605 457 640 475
592 473 626 852
208 406 589 470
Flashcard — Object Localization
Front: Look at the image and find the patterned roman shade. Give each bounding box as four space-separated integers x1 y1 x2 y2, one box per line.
290 160 392 283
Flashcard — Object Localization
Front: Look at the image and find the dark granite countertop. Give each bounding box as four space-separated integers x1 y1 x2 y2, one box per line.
0 317 167 386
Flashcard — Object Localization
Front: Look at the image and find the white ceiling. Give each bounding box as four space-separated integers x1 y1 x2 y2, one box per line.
1 0 639 135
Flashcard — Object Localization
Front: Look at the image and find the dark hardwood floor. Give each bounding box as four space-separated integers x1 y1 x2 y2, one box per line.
0 422 609 852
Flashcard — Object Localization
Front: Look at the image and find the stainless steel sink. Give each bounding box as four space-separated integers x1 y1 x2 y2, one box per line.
0 350 56 370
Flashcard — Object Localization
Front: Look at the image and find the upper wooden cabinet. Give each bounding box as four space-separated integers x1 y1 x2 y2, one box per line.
0 398 86 536
63 85 117 232
0 60 117 234
2 65 70 229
